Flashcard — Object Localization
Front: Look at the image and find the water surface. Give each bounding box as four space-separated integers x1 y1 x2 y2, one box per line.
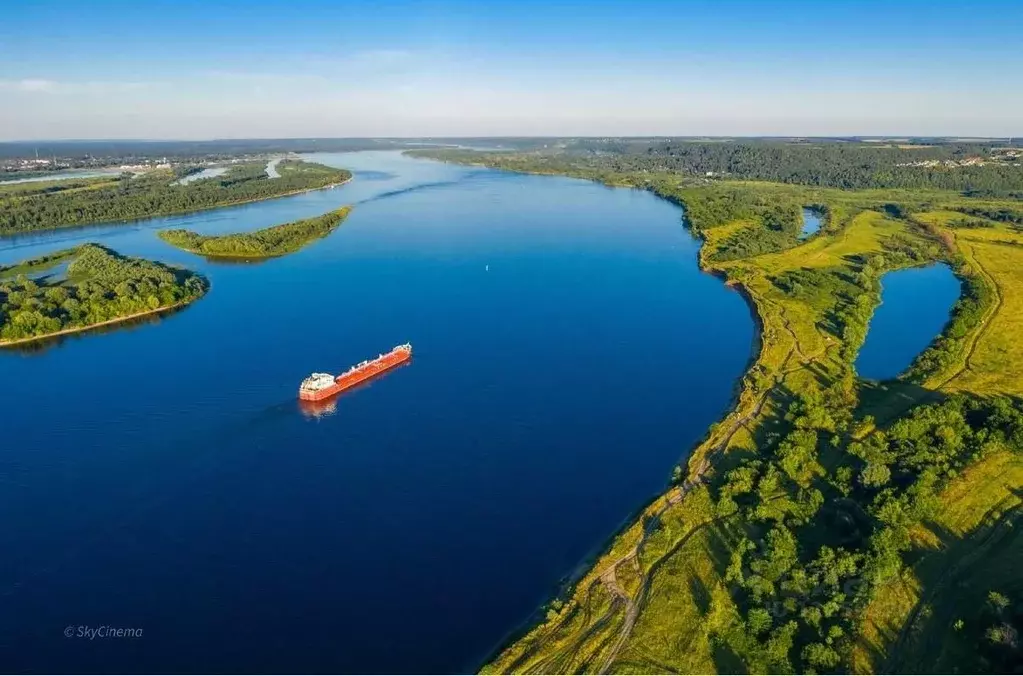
174 167 228 185
800 207 823 238
0 151 753 672
856 263 960 380
0 169 122 185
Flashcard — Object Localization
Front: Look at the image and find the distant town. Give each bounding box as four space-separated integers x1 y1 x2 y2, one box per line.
0 153 256 177
896 147 1023 168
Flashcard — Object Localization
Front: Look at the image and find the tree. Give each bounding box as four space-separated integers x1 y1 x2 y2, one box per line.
803 642 841 670
859 462 892 488
988 591 1011 613
748 608 773 636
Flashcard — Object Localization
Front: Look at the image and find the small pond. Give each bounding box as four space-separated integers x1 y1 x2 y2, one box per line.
856 263 961 380
800 207 824 239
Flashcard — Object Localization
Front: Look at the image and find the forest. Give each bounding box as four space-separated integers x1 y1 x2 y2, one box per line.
0 160 350 235
0 244 208 344
158 206 352 259
412 141 1023 196
712 390 1023 672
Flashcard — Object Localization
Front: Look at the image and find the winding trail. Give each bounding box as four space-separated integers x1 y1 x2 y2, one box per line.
931 233 1003 390
586 277 837 672
880 501 1022 673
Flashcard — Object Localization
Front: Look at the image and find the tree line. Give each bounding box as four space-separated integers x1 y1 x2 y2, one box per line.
413 143 1023 197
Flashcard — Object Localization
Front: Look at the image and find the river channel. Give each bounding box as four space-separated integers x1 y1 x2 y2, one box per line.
0 151 754 672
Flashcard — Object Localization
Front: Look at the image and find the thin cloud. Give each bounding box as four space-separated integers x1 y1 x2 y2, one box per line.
0 79 151 94
0 79 59 93
344 49 412 66
203 70 329 84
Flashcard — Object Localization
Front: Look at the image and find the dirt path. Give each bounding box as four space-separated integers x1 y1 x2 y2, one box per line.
705 282 831 461
932 234 1003 390
597 562 640 674
594 516 720 673
588 288 823 672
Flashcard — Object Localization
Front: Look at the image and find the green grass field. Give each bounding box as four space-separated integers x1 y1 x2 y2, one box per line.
427 155 1023 673
852 449 1023 673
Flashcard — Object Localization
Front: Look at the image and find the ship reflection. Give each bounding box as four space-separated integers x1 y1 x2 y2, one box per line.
298 398 338 418
297 359 412 419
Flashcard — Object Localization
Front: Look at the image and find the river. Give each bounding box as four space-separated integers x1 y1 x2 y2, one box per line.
0 169 124 185
173 167 229 185
265 158 282 178
0 151 754 672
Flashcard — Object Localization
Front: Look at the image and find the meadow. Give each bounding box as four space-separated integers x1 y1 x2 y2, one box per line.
420 150 1023 674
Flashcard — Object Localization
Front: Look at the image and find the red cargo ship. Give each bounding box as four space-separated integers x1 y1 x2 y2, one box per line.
299 343 412 401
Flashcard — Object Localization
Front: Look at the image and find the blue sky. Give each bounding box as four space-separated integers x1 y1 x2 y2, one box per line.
1 0 1021 139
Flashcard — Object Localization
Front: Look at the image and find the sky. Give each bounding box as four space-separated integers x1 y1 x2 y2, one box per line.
1 0 1021 140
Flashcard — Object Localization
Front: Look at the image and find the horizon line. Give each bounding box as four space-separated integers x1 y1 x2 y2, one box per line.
1 135 1020 144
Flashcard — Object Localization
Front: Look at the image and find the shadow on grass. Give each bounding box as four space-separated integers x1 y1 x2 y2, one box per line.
688 574 712 617
872 500 1023 674
855 379 945 427
711 635 748 675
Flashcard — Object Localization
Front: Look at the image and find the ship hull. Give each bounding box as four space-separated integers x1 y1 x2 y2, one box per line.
299 347 411 401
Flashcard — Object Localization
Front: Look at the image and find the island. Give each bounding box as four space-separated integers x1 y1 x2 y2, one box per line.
412 142 1023 675
157 206 352 260
0 244 208 346
0 159 351 236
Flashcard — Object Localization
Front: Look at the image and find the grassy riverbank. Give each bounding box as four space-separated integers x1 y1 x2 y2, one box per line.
158 206 352 259
0 244 208 345
413 148 1023 674
0 160 351 235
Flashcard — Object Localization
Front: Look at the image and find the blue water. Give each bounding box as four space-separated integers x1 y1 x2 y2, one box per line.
800 207 823 239
0 169 123 185
174 167 228 185
0 151 753 672
0 259 71 284
856 263 961 380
